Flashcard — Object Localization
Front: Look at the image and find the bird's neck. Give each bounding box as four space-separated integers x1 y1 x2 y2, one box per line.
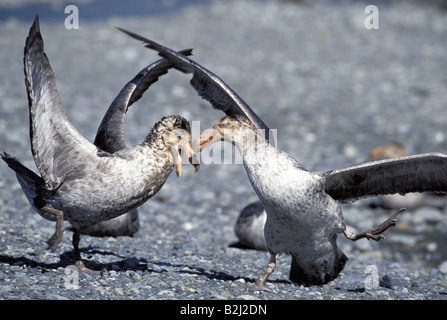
142 127 171 154
233 129 268 154
234 129 283 172
120 126 174 167
117 142 174 170
234 128 309 193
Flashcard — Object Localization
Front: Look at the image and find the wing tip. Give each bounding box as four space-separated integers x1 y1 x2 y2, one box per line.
25 15 43 56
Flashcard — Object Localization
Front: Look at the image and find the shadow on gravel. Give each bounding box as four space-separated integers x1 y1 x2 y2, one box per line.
0 247 181 274
177 266 289 285
0 246 290 285
0 247 155 273
0 254 64 271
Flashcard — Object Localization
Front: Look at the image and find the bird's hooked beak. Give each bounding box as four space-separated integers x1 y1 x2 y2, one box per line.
192 127 224 152
171 139 200 177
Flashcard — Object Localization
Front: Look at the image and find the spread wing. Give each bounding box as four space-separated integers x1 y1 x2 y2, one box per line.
94 49 193 153
116 27 274 145
24 16 100 190
324 152 447 203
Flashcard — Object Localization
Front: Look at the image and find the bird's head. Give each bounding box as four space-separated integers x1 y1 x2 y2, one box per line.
192 115 256 152
152 116 200 177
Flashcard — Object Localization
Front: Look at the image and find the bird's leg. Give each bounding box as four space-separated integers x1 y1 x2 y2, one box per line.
259 254 276 286
72 231 100 275
249 253 276 292
344 208 405 241
40 206 64 251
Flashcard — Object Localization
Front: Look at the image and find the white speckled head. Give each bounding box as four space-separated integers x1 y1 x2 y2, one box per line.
193 115 259 152
146 115 199 176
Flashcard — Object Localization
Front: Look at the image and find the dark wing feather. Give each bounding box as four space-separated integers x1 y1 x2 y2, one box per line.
324 152 447 203
24 16 100 190
116 27 274 145
94 49 193 153
128 49 193 108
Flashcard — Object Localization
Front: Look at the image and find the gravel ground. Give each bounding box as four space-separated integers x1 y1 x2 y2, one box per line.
1 0 447 302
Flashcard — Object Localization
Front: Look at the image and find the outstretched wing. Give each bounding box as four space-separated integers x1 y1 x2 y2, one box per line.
24 16 100 190
324 153 447 203
116 27 274 145
94 49 193 153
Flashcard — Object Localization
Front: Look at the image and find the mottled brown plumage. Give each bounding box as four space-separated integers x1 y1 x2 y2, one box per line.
84 46 193 237
2 16 198 273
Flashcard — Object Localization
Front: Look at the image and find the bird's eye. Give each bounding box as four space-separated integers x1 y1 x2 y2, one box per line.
176 135 182 140
220 122 228 128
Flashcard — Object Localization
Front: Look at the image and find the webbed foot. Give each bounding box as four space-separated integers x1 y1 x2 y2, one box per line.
75 260 100 276
344 208 405 241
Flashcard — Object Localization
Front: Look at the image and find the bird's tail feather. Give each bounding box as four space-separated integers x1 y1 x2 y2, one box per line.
1 152 44 200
